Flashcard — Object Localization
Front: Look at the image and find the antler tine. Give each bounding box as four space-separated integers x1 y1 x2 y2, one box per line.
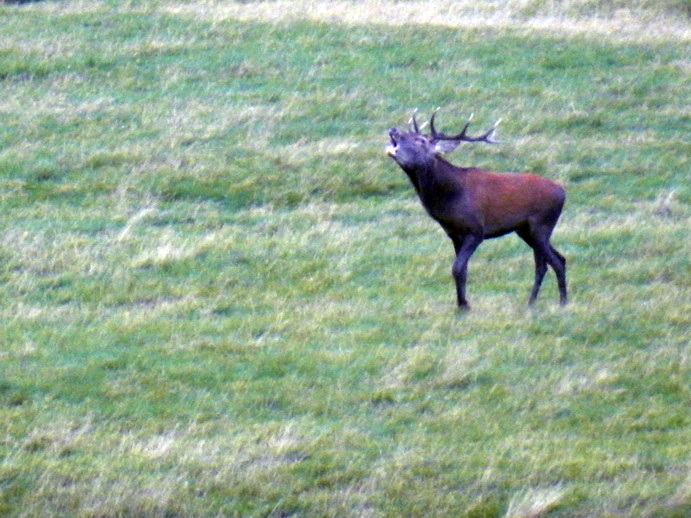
429 107 441 138
430 111 469 140
429 112 437 137
435 113 501 144
476 118 501 144
408 108 420 133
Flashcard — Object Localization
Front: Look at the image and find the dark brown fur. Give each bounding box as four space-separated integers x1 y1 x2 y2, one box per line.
387 117 567 309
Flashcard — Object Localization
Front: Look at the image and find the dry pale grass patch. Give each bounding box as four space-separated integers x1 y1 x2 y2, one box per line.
505 485 566 517
11 419 321 516
159 0 690 42
0 92 114 122
171 421 318 482
554 367 618 396
667 476 691 513
27 471 183 518
2 227 109 277
12 0 689 41
20 416 96 458
129 230 219 268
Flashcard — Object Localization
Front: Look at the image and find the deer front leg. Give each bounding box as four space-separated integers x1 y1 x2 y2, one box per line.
451 234 482 310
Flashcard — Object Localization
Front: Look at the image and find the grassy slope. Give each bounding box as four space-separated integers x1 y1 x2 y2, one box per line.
0 1 689 516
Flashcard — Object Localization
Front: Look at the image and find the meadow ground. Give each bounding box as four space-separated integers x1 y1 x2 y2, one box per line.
0 1 689 516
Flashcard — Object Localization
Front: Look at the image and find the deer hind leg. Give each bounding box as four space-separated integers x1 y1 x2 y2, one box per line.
536 235 567 305
539 243 567 305
549 244 568 305
529 248 548 305
517 227 548 305
519 225 567 305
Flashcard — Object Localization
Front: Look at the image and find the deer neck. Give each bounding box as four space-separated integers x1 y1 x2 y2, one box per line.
405 157 466 216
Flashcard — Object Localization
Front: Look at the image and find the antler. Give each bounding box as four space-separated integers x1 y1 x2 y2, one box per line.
430 112 501 144
408 109 420 133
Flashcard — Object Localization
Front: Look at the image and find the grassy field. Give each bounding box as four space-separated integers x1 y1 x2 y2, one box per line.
1 1 689 516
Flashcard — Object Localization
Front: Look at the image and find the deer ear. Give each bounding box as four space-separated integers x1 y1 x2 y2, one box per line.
433 140 461 154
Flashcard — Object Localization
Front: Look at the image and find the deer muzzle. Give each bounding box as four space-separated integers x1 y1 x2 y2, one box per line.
386 128 399 157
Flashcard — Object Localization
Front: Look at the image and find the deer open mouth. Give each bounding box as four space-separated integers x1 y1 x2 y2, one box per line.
386 130 398 157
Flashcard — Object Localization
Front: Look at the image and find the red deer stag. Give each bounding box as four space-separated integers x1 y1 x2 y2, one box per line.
386 110 567 309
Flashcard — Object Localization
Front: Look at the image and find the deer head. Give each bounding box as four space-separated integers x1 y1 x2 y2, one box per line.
386 110 500 168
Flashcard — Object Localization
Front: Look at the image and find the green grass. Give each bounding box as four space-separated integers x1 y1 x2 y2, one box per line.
1 1 689 516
